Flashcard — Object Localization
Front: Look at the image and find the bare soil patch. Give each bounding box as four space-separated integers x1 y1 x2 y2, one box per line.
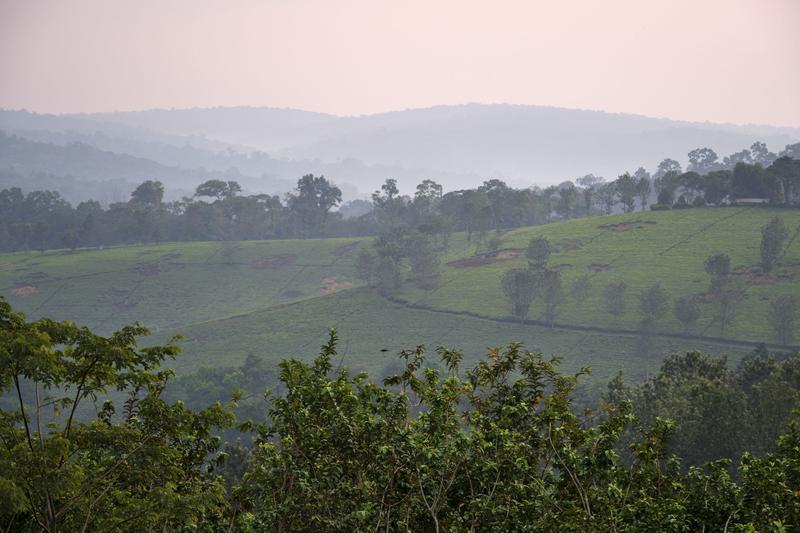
588 263 612 271
732 266 787 285
598 220 657 232
448 248 522 269
11 286 37 298
252 254 297 269
333 241 362 257
320 277 354 294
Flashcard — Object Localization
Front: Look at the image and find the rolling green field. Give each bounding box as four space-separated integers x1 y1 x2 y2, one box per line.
0 237 366 334
149 287 750 385
398 206 800 345
1 207 796 385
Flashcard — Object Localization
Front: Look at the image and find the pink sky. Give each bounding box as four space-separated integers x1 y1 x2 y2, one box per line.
1 0 798 126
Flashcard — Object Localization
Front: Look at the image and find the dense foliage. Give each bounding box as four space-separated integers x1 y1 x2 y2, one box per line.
2 299 800 530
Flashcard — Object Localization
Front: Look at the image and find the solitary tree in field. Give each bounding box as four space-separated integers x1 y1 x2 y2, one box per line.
638 284 669 330
674 296 701 333
526 237 551 269
540 269 563 326
769 295 796 345
704 253 731 294
760 217 789 274
409 234 440 289
570 275 591 302
715 290 740 335
356 248 378 285
603 281 627 318
502 268 539 322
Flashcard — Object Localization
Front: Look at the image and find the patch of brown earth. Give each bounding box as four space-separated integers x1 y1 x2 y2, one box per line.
598 220 657 232
320 277 354 294
333 241 362 257
588 263 612 271
252 254 297 269
731 266 788 285
11 286 37 297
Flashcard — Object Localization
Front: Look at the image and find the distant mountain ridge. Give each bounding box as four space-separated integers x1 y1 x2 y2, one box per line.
1 104 798 198
71 104 800 184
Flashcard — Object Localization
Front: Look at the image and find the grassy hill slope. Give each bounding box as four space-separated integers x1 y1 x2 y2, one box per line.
0 237 365 334
1 207 794 385
150 287 750 385
397 207 800 345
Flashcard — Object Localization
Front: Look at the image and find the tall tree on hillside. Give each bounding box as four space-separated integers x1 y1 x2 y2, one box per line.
540 269 563 326
704 253 731 294
576 174 604 216
750 142 777 167
654 158 682 180
674 296 701 333
633 168 651 210
195 179 242 201
638 284 669 331
502 268 539 322
286 174 342 237
596 182 617 215
715 290 740 335
687 147 719 174
129 180 164 208
526 237 551 269
769 295 796 345
603 281 627 318
760 217 789 274
614 173 638 213
570 275 591 302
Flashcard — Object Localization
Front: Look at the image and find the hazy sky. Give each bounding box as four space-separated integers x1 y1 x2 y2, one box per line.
1 0 798 126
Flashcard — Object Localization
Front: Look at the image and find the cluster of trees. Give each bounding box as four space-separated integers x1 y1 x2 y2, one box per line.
500 217 797 346
609 346 800 468
3 142 798 254
501 237 563 325
2 299 800 531
0 175 343 252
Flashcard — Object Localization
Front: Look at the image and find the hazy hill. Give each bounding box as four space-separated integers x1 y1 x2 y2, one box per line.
2 104 799 197
74 104 800 188
0 132 293 201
